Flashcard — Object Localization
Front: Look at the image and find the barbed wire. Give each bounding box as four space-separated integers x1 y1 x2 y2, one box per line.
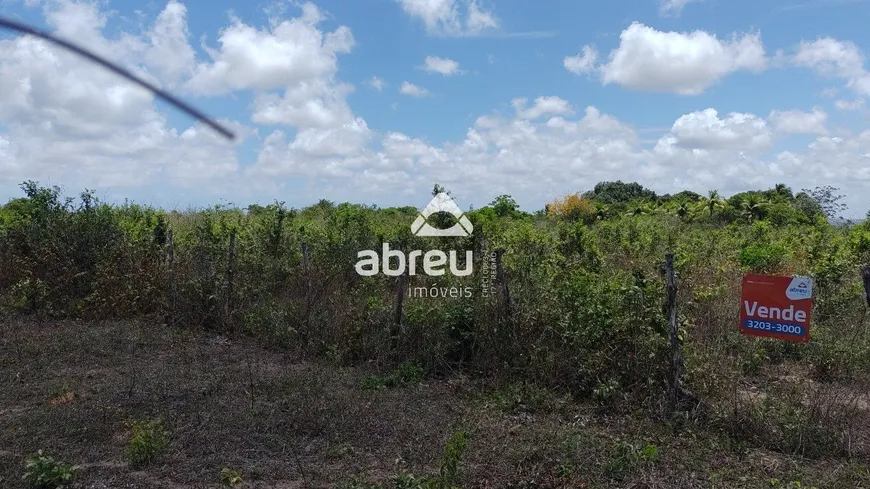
0 16 235 141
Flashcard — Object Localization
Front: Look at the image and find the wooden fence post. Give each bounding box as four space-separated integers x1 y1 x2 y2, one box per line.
665 252 682 414
859 265 870 336
494 247 511 317
861 264 870 307
225 228 237 327
165 228 175 325
302 242 312 331
392 270 407 350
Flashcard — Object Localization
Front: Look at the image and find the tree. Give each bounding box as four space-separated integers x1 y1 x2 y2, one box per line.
772 183 793 200
586 181 657 205
794 191 824 221
546 193 598 223
625 202 656 217
489 194 519 217
741 195 768 223
802 185 848 219
672 190 703 203
701 190 724 217
432 183 451 196
675 203 692 221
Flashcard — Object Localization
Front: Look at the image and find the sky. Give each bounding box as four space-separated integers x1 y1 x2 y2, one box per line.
0 0 869 216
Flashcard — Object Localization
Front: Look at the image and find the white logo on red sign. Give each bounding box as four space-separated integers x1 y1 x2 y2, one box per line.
786 276 813 300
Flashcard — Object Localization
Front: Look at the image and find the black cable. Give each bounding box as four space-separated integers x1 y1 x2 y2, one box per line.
0 16 235 141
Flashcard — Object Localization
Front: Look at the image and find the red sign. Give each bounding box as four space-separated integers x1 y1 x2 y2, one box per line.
739 274 813 343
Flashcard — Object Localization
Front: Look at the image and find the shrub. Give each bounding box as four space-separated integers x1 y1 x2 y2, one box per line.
126 419 171 469
22 450 77 488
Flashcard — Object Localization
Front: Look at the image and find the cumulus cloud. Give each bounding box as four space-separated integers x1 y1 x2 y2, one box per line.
0 0 247 191
183 3 353 96
143 1 196 83
422 56 462 75
2 0 870 216
563 46 598 75
396 0 498 37
399 81 429 97
768 108 828 134
663 109 772 151
792 37 870 99
512 97 573 120
245 93 870 215
593 23 766 95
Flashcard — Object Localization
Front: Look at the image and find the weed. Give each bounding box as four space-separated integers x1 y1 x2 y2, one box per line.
220 467 243 487
22 450 77 488
362 361 424 389
125 419 170 469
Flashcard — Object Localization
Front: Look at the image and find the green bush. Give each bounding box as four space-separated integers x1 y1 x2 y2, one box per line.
22 450 77 488
125 419 171 469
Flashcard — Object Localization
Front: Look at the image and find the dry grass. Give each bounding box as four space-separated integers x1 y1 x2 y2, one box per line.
1 316 869 489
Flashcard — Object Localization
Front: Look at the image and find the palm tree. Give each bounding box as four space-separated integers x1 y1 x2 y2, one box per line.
702 190 724 218
741 195 768 223
626 203 655 217
675 202 692 221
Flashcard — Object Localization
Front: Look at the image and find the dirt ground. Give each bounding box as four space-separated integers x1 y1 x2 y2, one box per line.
1 317 869 489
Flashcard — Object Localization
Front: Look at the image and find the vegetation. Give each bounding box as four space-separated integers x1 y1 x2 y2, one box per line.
21 450 77 488
1 179 869 487
125 419 171 469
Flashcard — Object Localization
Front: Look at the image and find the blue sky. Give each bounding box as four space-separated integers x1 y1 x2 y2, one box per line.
0 0 869 216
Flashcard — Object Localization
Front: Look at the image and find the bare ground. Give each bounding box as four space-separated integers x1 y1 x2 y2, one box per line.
1 317 869 489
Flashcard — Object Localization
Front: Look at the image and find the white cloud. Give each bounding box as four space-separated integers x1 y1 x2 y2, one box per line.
597 23 767 95
183 3 353 95
422 56 462 75
512 96 573 120
400 81 429 97
563 46 598 75
251 80 356 128
368 76 385 91
3 0 870 216
191 2 364 132
835 98 865 111
793 37 870 97
768 108 828 134
793 38 865 79
467 1 498 32
0 0 249 191
396 0 498 37
143 0 196 84
245 97 870 215
659 0 703 16
663 109 772 151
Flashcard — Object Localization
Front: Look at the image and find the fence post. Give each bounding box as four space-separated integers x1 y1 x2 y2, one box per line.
861 264 870 307
494 247 511 317
301 242 312 330
859 265 870 336
225 228 237 327
665 252 682 414
392 270 407 350
165 228 175 325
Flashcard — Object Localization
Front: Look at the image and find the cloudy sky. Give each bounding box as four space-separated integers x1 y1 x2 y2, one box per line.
1 0 869 216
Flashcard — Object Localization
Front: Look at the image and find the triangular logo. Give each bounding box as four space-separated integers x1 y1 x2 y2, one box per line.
410 192 474 237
